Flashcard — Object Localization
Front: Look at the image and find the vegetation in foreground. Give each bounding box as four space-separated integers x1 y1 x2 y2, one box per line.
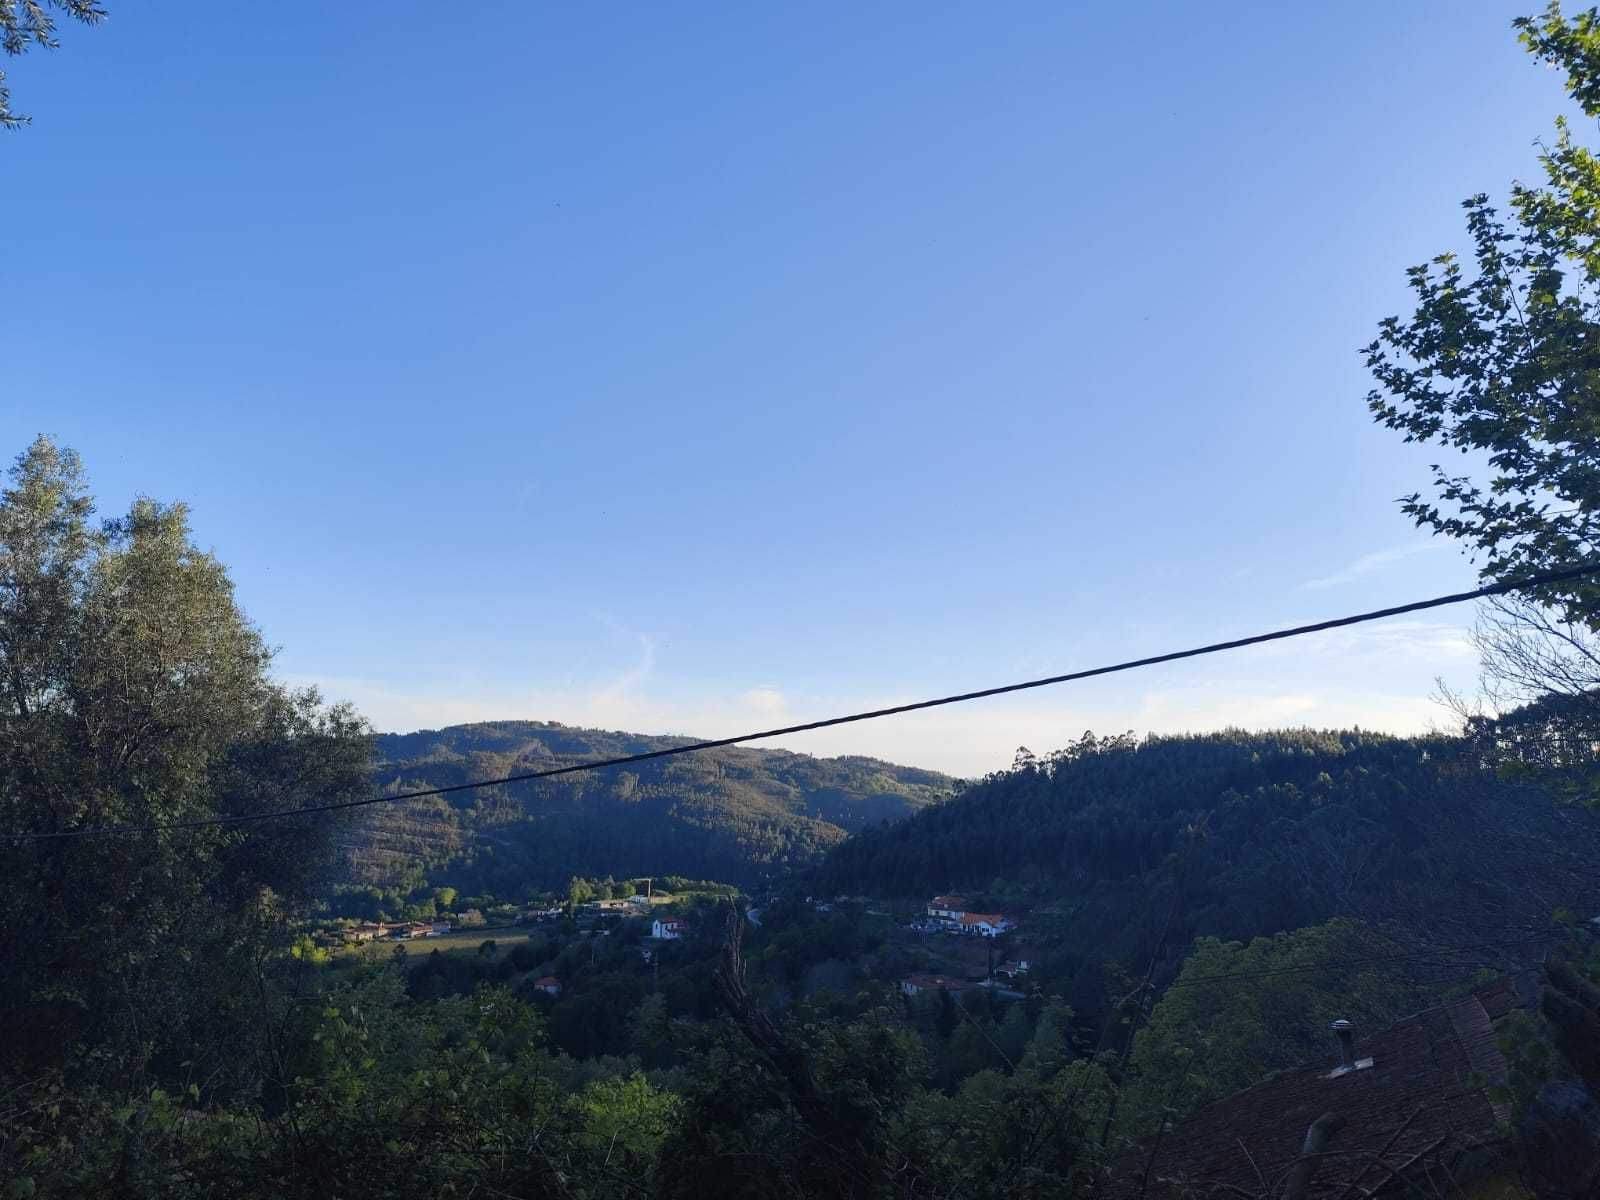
6 1 1600 1194
0 431 1592 1199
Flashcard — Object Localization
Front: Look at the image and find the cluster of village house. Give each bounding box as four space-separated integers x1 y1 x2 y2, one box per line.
346 891 1037 1000
923 895 1016 937
900 896 1029 996
342 904 690 998
519 892 657 924
339 897 669 939
586 894 653 914
343 919 454 942
899 960 1032 997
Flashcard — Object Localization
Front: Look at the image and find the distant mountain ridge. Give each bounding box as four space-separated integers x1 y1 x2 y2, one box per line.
345 720 955 894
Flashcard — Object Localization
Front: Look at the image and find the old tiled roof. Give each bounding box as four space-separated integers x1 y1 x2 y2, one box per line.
1471 974 1522 1021
959 912 1006 926
930 895 968 909
1121 985 1516 1200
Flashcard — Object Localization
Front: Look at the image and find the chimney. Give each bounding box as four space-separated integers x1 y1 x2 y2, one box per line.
1331 1019 1355 1069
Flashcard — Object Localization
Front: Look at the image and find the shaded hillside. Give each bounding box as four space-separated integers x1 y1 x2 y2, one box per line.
345 721 955 894
812 728 1600 1001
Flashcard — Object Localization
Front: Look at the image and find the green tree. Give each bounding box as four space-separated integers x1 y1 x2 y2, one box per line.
567 875 595 913
896 1055 1115 1199
1119 920 1433 1140
0 437 371 1095
260 975 618 1197
1 0 106 128
572 1072 680 1176
628 991 673 1065
658 1013 925 1200
1365 2 1600 629
1365 5 1600 804
997 1003 1034 1066
1020 1002 1074 1076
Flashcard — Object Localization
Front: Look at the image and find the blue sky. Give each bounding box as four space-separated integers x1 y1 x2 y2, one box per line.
5 2 1570 775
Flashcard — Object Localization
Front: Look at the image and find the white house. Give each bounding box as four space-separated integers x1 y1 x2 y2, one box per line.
957 913 1014 938
927 895 968 921
652 918 685 940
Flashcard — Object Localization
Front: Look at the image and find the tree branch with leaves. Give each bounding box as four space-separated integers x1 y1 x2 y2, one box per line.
1366 2 1600 632
1 0 106 128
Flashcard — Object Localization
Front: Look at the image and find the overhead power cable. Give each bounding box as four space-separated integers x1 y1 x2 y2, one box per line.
8 559 1599 843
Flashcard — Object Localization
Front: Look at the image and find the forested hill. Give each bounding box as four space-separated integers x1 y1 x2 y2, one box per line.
812 728 1600 997
347 721 955 894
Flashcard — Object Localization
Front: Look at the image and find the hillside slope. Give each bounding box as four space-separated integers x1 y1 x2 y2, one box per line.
345 721 955 894
812 728 1600 998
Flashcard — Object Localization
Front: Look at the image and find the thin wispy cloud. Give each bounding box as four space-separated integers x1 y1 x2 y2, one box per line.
741 686 788 716
1299 542 1444 591
1247 619 1476 663
591 630 657 707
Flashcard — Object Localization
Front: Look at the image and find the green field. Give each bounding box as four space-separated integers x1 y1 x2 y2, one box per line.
332 926 527 965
